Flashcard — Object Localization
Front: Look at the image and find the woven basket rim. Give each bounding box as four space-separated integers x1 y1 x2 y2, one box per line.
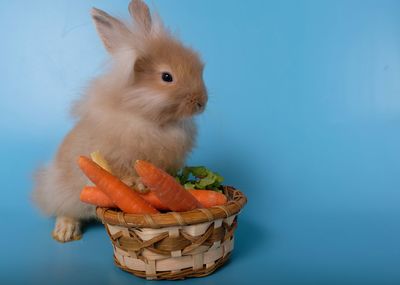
96 186 246 228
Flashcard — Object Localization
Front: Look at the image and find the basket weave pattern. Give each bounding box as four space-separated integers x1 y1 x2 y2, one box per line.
96 186 246 280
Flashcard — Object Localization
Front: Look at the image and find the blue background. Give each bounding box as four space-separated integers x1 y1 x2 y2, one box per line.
1 0 399 284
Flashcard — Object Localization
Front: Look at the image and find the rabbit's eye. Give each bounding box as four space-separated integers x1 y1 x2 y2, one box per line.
161 72 173 83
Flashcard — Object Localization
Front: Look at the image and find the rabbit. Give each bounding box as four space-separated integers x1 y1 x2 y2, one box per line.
32 0 208 242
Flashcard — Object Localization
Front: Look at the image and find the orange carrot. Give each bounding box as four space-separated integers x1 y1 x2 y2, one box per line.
141 189 227 207
80 186 167 209
80 186 172 211
141 189 227 209
80 186 116 208
77 156 158 214
81 186 228 209
134 160 203 212
79 186 169 210
141 191 169 210
190 190 227 208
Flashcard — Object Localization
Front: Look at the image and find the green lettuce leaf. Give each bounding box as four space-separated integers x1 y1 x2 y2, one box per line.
175 166 224 191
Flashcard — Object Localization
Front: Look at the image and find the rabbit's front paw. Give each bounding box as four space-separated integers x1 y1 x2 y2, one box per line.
52 216 82 243
134 177 148 193
121 176 148 193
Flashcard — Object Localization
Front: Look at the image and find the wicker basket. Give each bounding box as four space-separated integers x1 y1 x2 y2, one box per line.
96 186 247 280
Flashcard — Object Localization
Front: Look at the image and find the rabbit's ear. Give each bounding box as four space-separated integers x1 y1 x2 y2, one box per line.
91 7 132 53
128 0 152 33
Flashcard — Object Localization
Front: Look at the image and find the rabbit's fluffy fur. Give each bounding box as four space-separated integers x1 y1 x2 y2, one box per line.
33 0 207 242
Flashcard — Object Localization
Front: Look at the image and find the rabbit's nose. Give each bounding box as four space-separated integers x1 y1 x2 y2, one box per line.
195 97 207 111
190 91 207 111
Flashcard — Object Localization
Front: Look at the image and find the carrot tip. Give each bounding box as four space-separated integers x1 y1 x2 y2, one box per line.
77 156 84 166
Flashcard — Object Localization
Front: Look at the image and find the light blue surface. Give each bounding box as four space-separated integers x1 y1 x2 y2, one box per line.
1 0 400 284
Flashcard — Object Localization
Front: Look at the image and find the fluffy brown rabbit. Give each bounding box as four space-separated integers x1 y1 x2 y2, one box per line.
33 0 208 242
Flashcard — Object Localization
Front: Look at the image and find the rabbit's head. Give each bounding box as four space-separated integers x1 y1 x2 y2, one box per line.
88 0 208 124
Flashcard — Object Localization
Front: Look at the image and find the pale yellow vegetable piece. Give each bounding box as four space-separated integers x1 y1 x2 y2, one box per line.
90 150 113 173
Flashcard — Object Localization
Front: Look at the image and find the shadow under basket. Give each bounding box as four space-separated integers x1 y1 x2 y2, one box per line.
96 186 247 280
